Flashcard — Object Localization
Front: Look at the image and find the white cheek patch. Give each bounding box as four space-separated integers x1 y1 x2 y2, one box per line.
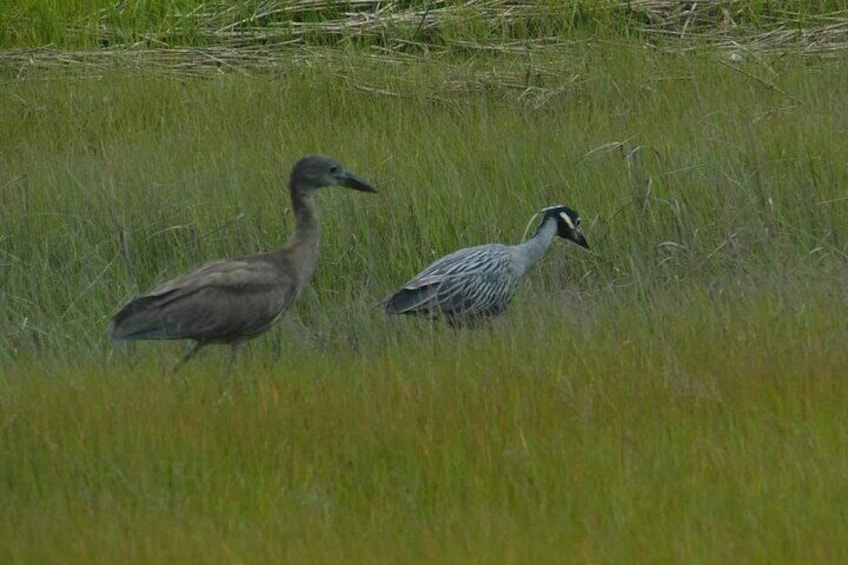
559 212 576 230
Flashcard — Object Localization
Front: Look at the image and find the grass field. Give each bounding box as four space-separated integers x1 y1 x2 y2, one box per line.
3 2 848 562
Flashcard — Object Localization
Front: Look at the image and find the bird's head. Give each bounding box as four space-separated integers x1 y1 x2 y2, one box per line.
541 205 589 249
289 155 376 195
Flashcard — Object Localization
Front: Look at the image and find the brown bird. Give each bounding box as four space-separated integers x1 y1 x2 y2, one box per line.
110 155 376 374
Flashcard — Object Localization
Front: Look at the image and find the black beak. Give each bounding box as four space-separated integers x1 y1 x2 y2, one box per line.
340 171 377 193
570 229 589 249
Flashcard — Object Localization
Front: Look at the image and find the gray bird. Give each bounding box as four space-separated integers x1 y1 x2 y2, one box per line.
384 205 588 327
110 155 376 374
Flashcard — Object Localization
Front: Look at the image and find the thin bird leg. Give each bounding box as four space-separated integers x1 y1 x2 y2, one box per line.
272 324 283 361
225 342 243 377
169 342 204 376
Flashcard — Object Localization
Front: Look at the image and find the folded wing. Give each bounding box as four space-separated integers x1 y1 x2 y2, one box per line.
111 259 296 343
385 245 516 318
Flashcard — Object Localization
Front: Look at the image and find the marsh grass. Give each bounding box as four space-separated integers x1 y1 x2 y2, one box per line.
4 0 848 52
2 20 848 564
3 282 848 562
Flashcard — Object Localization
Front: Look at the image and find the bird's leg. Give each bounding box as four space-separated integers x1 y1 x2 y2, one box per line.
168 342 204 376
445 315 469 330
225 342 242 377
272 324 282 361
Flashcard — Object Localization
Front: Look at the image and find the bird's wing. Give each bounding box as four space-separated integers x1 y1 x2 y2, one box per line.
386 245 514 315
431 268 515 316
111 259 296 341
400 245 508 287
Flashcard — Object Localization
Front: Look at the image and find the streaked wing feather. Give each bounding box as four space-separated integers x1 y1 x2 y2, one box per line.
387 244 516 317
400 245 509 289
434 269 514 316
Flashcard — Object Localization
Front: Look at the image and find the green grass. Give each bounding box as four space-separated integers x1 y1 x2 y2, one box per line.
3 284 848 562
4 0 848 49
2 32 848 563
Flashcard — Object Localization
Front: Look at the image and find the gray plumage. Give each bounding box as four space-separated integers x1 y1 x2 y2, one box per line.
385 205 588 326
110 154 376 373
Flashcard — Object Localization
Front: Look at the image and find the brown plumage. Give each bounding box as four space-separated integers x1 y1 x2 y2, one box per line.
110 155 376 374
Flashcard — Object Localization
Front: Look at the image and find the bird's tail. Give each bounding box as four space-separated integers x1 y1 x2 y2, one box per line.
384 285 438 315
110 294 176 341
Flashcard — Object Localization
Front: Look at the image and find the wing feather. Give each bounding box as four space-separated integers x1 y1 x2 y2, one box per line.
385 244 518 318
111 258 296 342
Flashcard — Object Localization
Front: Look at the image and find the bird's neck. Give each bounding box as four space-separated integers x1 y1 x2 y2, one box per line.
282 187 320 287
512 217 557 277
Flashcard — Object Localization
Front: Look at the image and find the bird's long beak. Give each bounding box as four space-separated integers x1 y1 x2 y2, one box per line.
340 171 377 193
570 229 590 249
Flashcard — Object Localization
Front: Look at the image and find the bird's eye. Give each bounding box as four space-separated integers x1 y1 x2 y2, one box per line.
329 165 339 175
